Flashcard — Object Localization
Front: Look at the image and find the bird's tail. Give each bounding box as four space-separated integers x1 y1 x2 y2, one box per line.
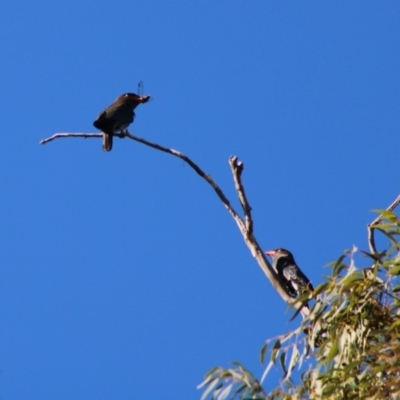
102 133 113 152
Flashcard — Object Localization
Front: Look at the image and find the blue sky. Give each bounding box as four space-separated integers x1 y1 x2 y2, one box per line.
0 1 399 399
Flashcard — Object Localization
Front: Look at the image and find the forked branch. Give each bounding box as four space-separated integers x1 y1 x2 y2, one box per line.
40 131 308 315
367 194 400 255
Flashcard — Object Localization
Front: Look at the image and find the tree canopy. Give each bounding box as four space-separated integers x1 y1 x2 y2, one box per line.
199 202 400 400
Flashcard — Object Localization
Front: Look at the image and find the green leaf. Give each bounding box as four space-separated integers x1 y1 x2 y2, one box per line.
332 255 347 277
271 340 281 363
211 383 223 399
313 282 329 295
289 302 307 322
261 360 274 384
341 272 363 289
260 343 268 364
388 264 400 275
198 369 220 389
231 383 246 398
286 345 299 380
279 352 287 378
371 209 398 222
200 377 221 400
218 383 233 400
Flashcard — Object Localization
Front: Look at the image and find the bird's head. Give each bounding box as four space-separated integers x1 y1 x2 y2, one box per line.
116 92 151 107
265 248 294 262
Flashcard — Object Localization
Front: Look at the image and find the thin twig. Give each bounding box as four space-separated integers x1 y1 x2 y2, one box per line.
367 194 400 254
40 132 102 144
40 130 308 315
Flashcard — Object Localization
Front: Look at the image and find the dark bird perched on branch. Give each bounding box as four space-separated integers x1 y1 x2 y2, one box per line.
93 92 150 152
267 248 324 345
265 248 314 298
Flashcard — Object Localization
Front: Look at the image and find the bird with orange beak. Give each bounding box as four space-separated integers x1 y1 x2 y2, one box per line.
93 92 150 152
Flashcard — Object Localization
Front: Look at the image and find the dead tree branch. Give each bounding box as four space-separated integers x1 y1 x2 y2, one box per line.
230 157 253 235
40 132 102 145
40 131 308 316
368 194 400 255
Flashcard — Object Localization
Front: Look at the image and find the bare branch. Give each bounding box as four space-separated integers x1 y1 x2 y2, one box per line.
124 132 247 226
40 130 308 316
226 156 309 314
41 131 245 229
229 156 253 235
368 194 400 254
124 134 308 315
40 132 102 145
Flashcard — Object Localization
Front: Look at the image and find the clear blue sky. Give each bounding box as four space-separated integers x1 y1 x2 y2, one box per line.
0 1 399 399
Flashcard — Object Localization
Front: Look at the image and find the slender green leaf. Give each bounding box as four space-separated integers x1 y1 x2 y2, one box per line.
200 377 221 400
271 340 281 363
279 352 287 378
286 345 299 380
260 343 268 364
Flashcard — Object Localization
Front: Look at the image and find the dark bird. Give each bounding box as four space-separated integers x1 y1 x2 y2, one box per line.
265 248 314 297
93 92 150 152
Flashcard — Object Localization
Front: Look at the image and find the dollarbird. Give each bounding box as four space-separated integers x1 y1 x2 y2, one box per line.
93 92 150 152
265 248 314 297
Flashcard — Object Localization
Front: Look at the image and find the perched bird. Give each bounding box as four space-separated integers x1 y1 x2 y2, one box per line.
93 92 150 152
265 248 314 297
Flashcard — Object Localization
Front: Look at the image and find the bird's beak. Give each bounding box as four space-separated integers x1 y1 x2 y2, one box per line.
265 250 276 257
139 95 151 103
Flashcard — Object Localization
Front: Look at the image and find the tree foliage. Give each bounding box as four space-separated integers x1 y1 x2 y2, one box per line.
199 207 400 399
